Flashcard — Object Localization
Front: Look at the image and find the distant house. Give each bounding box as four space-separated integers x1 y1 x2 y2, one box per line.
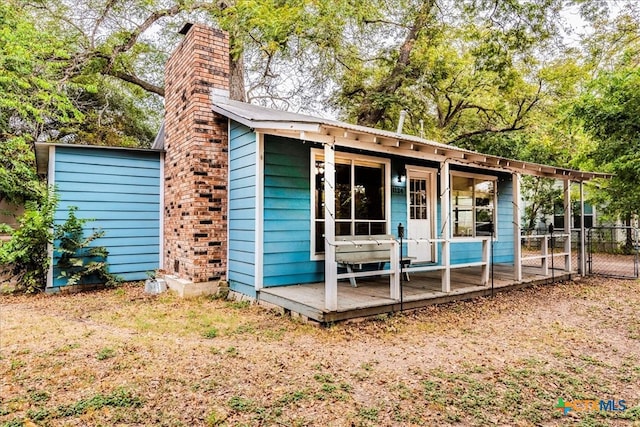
37 23 607 321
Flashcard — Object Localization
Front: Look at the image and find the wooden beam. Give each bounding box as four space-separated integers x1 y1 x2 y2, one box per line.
379 138 399 147
399 141 414 150
299 130 336 144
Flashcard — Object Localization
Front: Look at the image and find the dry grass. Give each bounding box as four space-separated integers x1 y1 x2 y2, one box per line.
1 277 639 426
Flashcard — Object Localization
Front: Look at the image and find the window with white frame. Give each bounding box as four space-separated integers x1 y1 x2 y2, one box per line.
451 173 496 237
312 150 389 255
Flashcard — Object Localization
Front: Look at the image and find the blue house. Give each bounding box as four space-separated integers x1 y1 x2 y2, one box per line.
153 24 604 321
37 24 605 321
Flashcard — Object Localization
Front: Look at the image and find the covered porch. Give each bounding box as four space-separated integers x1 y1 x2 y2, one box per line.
259 263 575 323
214 97 608 319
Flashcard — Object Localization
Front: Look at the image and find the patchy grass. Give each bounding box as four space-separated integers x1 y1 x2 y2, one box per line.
1 277 639 426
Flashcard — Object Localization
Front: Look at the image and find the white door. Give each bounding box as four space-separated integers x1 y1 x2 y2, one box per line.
407 169 434 263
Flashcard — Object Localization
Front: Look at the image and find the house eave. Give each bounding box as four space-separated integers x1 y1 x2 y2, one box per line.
34 142 162 176
210 97 610 182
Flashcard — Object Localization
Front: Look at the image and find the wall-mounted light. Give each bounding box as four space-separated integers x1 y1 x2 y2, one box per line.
397 171 406 184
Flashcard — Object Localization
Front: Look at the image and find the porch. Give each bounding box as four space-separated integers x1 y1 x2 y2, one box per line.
258 263 574 323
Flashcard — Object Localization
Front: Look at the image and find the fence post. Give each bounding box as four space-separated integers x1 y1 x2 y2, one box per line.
579 181 586 275
541 235 549 276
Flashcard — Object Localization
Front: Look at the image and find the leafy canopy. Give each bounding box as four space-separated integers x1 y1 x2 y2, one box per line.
573 68 640 220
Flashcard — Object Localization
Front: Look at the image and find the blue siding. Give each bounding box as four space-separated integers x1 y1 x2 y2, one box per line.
228 122 257 297
493 178 515 264
263 135 323 286
53 146 160 286
390 158 408 253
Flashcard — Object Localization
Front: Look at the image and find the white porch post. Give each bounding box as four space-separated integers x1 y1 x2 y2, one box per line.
481 238 490 285
390 240 400 300
513 173 522 282
564 179 572 273
579 181 586 275
324 141 338 311
440 161 451 292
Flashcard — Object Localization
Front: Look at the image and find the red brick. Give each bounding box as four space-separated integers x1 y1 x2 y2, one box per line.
163 24 229 283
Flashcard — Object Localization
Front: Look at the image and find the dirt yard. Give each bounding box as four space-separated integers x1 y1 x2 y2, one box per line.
1 277 639 426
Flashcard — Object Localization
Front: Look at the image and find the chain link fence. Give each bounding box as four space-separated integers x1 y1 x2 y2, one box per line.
587 226 639 279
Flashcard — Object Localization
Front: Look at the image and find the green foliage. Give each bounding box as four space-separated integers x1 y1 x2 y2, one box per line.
203 327 219 339
65 76 157 148
96 347 116 360
0 137 44 205
572 68 640 221
0 1 80 133
521 177 563 232
55 388 142 417
54 207 120 287
228 396 256 412
0 196 55 293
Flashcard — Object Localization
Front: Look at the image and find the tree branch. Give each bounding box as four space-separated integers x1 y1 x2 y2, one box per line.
110 71 165 96
448 124 525 144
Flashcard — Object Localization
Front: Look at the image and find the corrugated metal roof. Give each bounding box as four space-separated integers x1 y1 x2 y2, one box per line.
209 96 609 181
212 97 459 151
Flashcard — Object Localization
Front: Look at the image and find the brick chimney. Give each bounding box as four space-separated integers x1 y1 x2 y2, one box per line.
163 23 229 287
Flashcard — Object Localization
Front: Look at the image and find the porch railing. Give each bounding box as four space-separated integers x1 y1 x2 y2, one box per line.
520 233 572 276
331 236 492 301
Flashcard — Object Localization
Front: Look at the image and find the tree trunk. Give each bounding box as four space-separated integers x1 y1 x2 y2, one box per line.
355 0 436 128
229 51 246 102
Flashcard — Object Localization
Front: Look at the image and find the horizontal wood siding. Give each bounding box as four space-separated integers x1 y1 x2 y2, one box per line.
391 158 407 252
263 135 323 286
53 147 160 286
228 122 256 296
493 178 515 263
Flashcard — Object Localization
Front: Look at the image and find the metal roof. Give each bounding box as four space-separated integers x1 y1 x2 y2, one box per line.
209 95 609 181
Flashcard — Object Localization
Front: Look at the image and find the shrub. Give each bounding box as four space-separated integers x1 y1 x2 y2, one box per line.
54 206 119 287
1 196 119 292
0 196 55 293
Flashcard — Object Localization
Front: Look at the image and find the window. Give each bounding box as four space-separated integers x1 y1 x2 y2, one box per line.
312 151 389 255
451 174 496 237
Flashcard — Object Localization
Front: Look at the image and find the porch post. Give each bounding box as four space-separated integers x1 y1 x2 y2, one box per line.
579 181 586 275
513 173 522 282
564 179 572 273
440 161 451 292
324 141 338 311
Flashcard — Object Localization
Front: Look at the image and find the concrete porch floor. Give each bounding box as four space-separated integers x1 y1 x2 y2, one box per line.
258 264 575 323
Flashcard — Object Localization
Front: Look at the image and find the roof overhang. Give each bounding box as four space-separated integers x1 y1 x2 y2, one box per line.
35 143 162 176
211 96 610 182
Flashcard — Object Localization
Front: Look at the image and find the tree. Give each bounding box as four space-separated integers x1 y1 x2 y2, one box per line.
0 0 80 204
572 68 640 242
333 0 571 143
